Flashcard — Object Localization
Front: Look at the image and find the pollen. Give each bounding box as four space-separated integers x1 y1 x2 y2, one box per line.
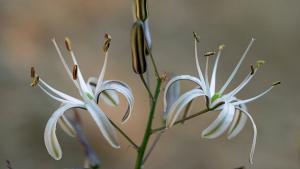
31 67 36 78
30 76 39 87
72 65 78 80
250 65 255 75
103 33 112 53
204 51 216 57
64 37 72 52
219 44 225 50
256 60 265 68
272 81 281 86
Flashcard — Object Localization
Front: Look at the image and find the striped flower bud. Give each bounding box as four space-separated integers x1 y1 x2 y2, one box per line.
135 0 148 21
131 21 147 74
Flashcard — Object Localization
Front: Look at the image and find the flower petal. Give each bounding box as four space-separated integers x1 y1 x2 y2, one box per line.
85 101 120 148
58 114 76 137
235 107 257 164
38 78 83 105
164 74 180 120
227 104 248 139
209 47 222 95
163 75 204 113
44 103 84 160
96 80 134 123
201 103 235 139
219 38 255 94
87 77 120 106
193 37 207 91
95 53 108 93
166 88 205 127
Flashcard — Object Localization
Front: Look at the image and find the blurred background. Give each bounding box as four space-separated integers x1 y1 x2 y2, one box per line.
0 0 299 169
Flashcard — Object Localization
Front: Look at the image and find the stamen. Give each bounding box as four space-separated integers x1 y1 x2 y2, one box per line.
193 32 200 42
64 37 72 52
256 60 265 68
30 67 35 78
72 65 78 80
250 65 255 75
272 81 281 86
204 51 216 57
219 44 225 50
103 33 112 53
31 76 39 87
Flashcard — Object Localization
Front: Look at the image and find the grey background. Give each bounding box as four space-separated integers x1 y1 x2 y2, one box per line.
0 0 299 169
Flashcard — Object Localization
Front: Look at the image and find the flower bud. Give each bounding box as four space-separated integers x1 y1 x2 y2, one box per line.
135 0 148 21
131 21 147 74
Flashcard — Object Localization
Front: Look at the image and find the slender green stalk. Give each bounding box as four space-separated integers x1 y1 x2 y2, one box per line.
109 119 139 150
151 102 224 134
134 78 161 169
140 74 154 100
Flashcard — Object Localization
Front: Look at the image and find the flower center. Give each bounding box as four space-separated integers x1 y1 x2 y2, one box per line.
211 93 221 103
86 92 94 100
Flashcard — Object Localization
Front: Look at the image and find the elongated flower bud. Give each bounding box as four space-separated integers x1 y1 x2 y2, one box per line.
135 0 148 21
131 21 147 74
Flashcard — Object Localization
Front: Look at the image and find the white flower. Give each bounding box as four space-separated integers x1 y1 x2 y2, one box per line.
163 34 280 164
31 36 134 160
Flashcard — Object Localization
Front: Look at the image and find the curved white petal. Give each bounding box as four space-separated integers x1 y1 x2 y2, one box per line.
194 39 207 91
87 77 120 106
163 75 204 113
201 103 235 139
227 104 248 139
95 53 108 93
210 49 222 95
166 88 205 127
164 76 180 120
97 80 134 123
39 79 83 105
236 107 257 164
219 38 255 94
58 114 76 137
85 101 120 148
44 103 84 160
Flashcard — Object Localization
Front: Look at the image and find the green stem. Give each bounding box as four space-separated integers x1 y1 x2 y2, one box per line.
151 101 224 134
109 119 139 150
134 78 161 169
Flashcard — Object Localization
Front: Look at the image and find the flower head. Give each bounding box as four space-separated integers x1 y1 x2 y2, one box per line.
31 34 134 160
163 34 280 164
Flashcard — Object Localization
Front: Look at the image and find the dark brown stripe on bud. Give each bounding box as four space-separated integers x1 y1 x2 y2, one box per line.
65 37 72 51
193 32 200 42
135 0 148 21
30 76 39 87
103 33 112 53
72 65 78 80
131 21 147 74
272 81 281 86
204 51 216 57
31 67 35 78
